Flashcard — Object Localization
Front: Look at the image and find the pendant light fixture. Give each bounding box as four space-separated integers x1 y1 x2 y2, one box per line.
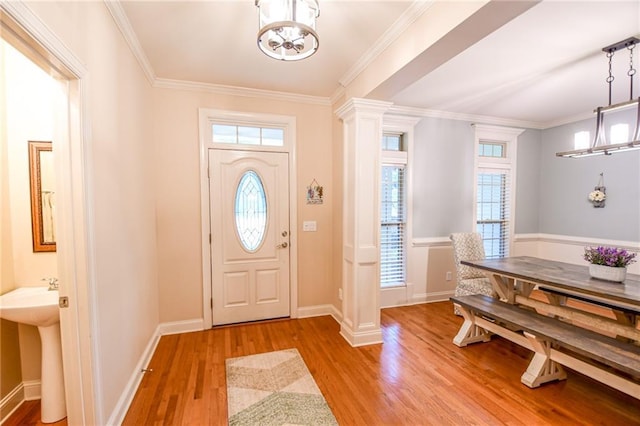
557 37 640 158
255 0 320 61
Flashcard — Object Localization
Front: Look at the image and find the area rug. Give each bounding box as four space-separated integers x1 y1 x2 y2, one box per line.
225 348 338 425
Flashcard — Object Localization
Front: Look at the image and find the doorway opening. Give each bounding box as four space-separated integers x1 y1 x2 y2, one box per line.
198 109 298 327
1 6 95 424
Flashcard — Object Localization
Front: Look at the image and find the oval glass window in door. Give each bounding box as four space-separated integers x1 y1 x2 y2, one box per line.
235 170 268 251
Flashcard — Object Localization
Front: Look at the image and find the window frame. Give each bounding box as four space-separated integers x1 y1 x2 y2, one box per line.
380 132 408 288
472 125 523 259
201 109 294 153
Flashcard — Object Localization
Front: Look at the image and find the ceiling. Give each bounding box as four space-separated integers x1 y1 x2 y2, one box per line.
119 0 640 128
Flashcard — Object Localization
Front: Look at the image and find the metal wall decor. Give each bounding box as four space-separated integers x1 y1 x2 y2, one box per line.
588 172 606 208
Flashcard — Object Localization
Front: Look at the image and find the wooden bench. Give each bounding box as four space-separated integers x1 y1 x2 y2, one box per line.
537 286 639 331
451 294 640 398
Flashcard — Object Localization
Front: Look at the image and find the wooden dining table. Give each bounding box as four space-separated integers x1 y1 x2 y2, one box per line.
461 256 640 314
455 256 640 398
461 256 640 339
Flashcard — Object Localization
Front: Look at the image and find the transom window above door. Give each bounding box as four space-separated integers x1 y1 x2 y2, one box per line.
212 124 284 147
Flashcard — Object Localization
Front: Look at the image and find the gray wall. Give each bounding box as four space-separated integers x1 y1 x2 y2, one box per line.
412 117 475 238
411 109 639 242
514 129 541 234
411 117 541 238
539 108 640 241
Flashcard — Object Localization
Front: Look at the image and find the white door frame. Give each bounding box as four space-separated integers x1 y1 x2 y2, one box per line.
1 2 98 424
198 108 298 328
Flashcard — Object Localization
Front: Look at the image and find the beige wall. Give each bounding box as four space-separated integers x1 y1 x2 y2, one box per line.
25 2 160 421
153 89 335 322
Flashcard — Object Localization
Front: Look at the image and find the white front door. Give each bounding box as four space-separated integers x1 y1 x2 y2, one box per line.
209 149 290 325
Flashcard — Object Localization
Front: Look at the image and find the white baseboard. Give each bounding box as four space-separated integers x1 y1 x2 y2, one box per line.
297 304 343 324
296 304 334 318
105 326 162 426
158 318 205 335
329 305 342 323
23 380 40 401
105 317 204 425
1 383 25 424
423 290 454 303
339 323 383 347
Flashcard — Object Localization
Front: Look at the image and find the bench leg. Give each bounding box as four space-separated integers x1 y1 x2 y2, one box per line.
453 305 492 347
520 332 566 388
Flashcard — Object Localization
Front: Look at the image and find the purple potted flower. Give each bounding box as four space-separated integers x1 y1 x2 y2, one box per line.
583 246 637 282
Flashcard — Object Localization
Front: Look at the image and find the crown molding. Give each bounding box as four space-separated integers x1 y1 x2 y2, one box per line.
154 78 331 106
103 0 596 127
105 1 330 106
1 0 87 78
338 0 434 88
388 105 545 130
105 0 156 85
335 98 393 120
330 85 346 106
540 111 594 130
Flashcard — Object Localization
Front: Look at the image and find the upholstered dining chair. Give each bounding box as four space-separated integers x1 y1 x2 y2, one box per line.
450 232 496 315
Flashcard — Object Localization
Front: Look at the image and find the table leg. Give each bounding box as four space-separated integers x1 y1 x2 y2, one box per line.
517 280 535 297
543 292 568 307
520 332 567 388
489 274 513 302
613 310 636 326
612 311 638 344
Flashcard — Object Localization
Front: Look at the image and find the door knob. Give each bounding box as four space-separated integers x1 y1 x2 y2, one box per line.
277 242 288 249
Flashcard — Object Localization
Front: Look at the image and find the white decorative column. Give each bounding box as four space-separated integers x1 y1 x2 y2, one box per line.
335 98 392 347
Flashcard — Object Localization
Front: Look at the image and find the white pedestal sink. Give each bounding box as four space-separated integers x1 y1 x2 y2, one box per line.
0 287 66 423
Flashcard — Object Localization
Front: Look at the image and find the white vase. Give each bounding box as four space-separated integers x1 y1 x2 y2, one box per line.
589 264 627 283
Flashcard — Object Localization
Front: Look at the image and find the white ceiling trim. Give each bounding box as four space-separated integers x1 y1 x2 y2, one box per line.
541 110 595 130
105 0 155 85
388 105 545 130
106 0 329 106
1 0 87 78
338 0 435 88
330 84 346 105
103 0 595 129
388 105 598 131
154 78 331 106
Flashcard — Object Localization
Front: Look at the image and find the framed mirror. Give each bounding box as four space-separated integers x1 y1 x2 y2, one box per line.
28 141 56 252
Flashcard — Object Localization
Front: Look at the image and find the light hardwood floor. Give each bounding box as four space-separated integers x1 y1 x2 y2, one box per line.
7 300 640 425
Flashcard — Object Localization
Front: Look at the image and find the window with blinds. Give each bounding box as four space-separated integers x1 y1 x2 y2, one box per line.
380 165 406 288
476 170 510 258
474 126 520 260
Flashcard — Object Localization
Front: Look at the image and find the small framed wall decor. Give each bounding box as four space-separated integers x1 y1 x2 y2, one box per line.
306 178 323 205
